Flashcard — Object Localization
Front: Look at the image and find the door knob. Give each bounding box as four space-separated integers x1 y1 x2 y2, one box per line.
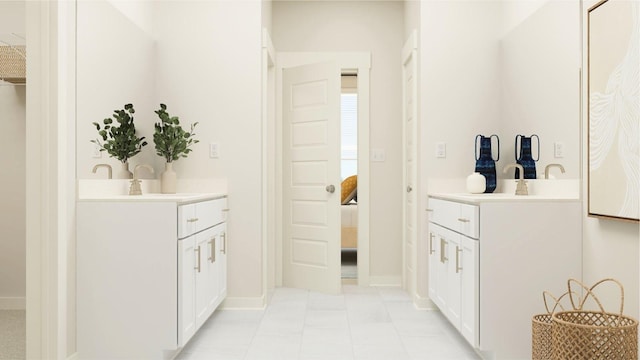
326 185 335 193
407 185 413 193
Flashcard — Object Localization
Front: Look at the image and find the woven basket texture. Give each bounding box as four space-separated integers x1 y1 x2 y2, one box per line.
552 310 638 359
532 313 554 360
0 46 26 79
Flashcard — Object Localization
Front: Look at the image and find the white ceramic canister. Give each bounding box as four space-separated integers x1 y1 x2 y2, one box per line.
466 172 486 193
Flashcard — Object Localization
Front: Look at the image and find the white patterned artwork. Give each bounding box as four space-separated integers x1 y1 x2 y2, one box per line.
588 0 640 221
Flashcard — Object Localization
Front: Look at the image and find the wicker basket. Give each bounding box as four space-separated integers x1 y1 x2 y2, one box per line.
0 45 26 83
532 290 572 360
552 279 638 359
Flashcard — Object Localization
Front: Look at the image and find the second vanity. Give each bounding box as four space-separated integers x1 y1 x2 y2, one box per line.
77 192 227 359
427 192 581 360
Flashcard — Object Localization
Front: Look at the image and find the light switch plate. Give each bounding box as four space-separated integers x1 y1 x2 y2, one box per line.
436 142 446 158
92 143 102 158
554 142 564 158
209 143 220 158
371 148 385 162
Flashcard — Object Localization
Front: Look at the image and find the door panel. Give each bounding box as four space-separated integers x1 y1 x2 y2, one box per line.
283 61 341 294
403 36 418 296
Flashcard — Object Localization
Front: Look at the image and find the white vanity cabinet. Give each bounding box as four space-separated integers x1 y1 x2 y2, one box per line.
428 199 479 348
77 194 227 360
427 194 581 359
177 199 228 346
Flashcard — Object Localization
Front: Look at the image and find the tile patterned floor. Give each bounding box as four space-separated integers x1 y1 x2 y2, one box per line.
176 286 480 360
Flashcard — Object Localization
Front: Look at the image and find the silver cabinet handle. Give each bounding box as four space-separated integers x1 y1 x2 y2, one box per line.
221 232 227 254
440 238 448 263
406 185 413 193
187 218 199 223
456 246 462 273
208 237 216 263
429 233 435 255
194 246 201 273
326 185 335 193
425 209 433 212
457 218 470 223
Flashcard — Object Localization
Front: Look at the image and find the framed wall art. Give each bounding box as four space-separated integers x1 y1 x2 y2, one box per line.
587 0 639 222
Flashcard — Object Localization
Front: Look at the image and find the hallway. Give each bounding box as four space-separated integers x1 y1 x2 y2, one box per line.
177 286 479 360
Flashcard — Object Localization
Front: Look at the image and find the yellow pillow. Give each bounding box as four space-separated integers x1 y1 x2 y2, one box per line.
341 175 357 205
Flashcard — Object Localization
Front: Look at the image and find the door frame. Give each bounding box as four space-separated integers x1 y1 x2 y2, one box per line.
261 29 276 299
402 30 418 300
274 52 371 288
26 0 77 358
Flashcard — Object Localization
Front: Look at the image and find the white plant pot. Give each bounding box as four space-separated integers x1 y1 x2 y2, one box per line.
161 162 177 194
116 161 133 179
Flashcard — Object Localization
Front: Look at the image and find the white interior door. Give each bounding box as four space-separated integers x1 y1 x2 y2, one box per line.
283 61 341 294
402 32 418 297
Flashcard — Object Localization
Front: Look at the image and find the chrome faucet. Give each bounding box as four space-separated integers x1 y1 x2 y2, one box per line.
92 164 112 179
544 163 565 179
129 164 154 195
503 163 528 195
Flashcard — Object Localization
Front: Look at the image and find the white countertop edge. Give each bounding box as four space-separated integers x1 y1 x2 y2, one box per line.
429 192 580 204
78 192 227 204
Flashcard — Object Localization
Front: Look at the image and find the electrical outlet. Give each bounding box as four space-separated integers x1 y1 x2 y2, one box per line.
209 143 220 158
554 142 564 158
92 143 102 158
436 142 446 158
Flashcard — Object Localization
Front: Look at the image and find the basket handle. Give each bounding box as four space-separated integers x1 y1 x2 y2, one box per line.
543 290 574 315
567 278 625 320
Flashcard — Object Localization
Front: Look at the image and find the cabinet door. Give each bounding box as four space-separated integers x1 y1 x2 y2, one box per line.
195 227 216 329
427 229 438 304
434 228 448 311
204 227 220 320
460 236 479 347
218 224 228 300
178 236 196 346
446 233 462 329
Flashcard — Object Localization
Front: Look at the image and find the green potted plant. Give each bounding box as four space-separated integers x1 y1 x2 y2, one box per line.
153 103 199 193
91 103 147 179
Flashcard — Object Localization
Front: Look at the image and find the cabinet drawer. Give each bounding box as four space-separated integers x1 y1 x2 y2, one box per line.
429 197 479 239
178 198 228 239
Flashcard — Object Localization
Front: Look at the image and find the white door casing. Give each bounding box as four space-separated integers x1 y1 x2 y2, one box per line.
402 31 418 298
282 61 341 294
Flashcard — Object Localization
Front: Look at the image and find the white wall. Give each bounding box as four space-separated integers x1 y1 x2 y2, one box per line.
498 0 639 318
501 0 547 36
581 0 639 318
418 0 502 300
272 0 405 281
404 0 420 39
154 1 264 302
0 0 26 310
76 1 157 178
501 1 581 179
0 84 26 307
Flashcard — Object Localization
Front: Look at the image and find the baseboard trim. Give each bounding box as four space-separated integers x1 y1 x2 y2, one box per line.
219 295 266 309
368 276 402 286
66 352 78 360
0 297 25 310
413 293 437 310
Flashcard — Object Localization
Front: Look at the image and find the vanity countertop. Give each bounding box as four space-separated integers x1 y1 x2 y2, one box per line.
78 192 226 204
429 192 579 204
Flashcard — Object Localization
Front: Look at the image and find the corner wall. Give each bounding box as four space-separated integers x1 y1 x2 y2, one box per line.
0 0 26 310
419 0 503 300
154 1 265 303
